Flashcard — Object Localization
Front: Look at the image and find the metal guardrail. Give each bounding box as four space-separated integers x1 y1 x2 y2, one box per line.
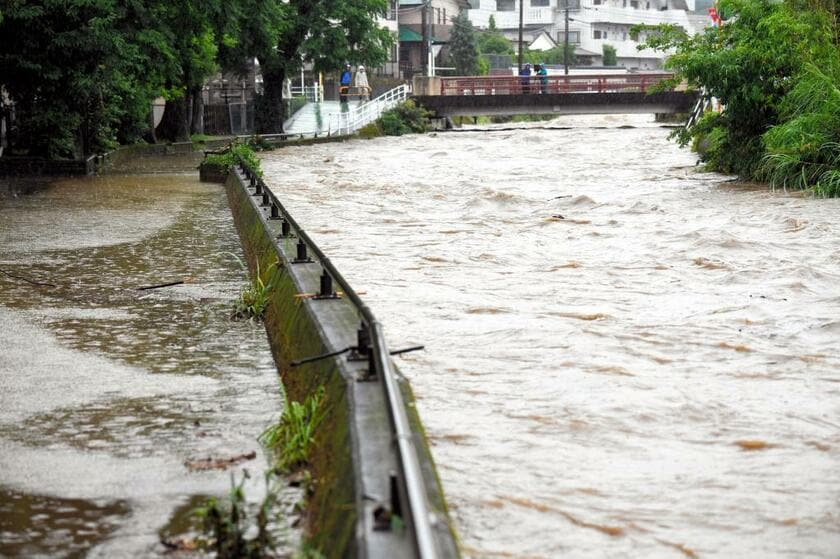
327 84 410 136
439 72 674 96
685 88 714 130
234 157 441 559
290 84 324 103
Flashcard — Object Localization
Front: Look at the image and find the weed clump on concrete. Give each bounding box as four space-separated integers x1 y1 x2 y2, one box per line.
194 473 276 559
231 260 280 321
260 387 327 474
205 142 264 177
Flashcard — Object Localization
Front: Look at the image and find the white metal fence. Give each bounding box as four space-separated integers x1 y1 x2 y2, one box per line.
290 84 324 103
326 84 410 137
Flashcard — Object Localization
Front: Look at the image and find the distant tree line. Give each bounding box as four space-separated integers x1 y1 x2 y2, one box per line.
634 0 840 196
0 0 393 159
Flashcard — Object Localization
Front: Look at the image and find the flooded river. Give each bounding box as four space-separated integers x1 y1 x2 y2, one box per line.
261 115 840 558
0 163 296 556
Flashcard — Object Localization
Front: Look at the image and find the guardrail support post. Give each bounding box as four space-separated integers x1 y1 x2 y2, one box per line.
270 203 282 220
293 240 312 263
348 322 370 364
317 269 337 298
390 471 402 519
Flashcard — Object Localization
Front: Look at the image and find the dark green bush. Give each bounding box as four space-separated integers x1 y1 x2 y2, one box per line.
377 100 430 136
205 142 263 177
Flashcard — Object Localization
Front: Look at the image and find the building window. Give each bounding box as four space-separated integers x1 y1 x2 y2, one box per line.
497 0 515 11
593 0 602 4
531 0 549 6
594 30 607 39
388 0 397 20
443 8 447 22
557 31 580 44
630 0 638 7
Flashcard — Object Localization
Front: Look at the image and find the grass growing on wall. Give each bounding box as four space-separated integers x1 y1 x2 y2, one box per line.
260 387 327 474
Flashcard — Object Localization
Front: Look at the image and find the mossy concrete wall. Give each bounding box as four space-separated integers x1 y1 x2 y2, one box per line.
223 168 459 558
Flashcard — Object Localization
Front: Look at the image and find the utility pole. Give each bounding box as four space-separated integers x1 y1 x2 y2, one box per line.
422 0 429 76
564 4 570 75
517 0 524 71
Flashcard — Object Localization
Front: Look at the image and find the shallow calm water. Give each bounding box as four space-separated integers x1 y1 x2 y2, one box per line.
0 168 296 557
261 115 840 558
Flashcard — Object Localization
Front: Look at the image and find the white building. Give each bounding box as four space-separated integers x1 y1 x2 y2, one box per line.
468 0 711 70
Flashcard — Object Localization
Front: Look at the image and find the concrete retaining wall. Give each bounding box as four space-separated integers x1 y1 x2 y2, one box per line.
222 167 459 558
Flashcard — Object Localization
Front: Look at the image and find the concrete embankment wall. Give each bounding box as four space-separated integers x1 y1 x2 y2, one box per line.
222 167 459 558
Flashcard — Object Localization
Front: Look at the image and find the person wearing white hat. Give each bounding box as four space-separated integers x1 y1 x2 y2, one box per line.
354 65 370 102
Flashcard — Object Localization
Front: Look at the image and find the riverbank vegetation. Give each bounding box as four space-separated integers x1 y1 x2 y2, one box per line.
633 0 840 196
358 100 431 138
0 1 392 158
260 387 327 474
205 142 264 178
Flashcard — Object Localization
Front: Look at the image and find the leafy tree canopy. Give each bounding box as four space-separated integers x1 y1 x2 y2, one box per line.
450 12 480 76
632 0 840 194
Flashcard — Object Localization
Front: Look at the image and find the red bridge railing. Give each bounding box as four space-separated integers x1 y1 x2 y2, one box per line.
439 73 674 96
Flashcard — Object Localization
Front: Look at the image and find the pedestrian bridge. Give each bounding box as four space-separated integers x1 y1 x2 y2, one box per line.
412 73 698 118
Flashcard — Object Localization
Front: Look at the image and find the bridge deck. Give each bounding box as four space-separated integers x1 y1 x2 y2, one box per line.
411 73 697 118
413 90 699 118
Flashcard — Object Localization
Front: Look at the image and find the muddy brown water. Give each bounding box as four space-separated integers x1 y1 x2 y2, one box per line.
260 114 840 558
0 160 298 557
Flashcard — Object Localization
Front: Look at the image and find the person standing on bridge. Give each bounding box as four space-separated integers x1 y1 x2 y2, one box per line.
537 63 549 94
519 63 532 94
340 63 352 104
355 65 370 103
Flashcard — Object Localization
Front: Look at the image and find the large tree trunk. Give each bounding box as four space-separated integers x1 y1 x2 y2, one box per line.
155 97 190 143
189 86 204 136
259 67 286 134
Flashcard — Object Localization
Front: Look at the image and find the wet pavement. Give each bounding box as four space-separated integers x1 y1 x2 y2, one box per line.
0 162 298 557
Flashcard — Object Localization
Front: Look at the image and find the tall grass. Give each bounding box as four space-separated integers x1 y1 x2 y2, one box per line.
260 388 327 474
761 64 840 196
232 260 280 321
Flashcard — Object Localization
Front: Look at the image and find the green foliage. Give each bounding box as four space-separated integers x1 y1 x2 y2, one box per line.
603 44 617 66
450 12 480 76
633 0 840 193
356 121 384 139
231 258 279 321
478 27 514 56
230 0 393 133
760 64 840 195
0 0 173 157
377 100 430 136
194 473 276 559
522 46 577 67
206 142 264 177
260 387 327 474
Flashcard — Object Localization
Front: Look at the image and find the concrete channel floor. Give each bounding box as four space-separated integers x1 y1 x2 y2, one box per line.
0 166 301 557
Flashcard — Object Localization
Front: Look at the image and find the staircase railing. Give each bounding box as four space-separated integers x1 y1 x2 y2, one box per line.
685 88 715 130
327 84 410 136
